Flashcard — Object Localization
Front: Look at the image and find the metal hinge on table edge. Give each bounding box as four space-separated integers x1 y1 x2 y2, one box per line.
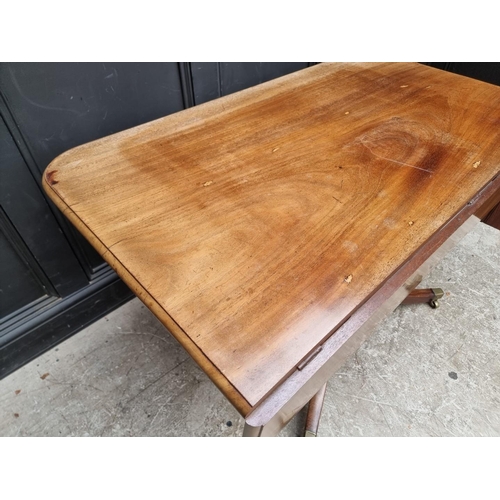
297 345 324 371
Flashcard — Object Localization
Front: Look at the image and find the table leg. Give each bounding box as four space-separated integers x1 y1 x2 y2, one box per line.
401 288 444 308
304 383 327 437
243 422 265 437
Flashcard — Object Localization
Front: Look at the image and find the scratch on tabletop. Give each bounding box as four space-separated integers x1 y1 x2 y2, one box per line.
361 139 434 174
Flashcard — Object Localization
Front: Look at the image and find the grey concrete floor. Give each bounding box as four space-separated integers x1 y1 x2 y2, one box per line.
1 222 498 437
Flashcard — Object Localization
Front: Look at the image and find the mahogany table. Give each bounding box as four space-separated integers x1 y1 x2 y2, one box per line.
42 63 500 436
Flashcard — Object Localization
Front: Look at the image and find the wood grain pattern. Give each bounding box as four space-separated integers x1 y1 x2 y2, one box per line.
42 63 500 411
401 288 438 305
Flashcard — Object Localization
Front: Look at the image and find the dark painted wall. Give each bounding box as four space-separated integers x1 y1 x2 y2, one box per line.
1 62 498 378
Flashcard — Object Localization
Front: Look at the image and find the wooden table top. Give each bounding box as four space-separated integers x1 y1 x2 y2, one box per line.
43 63 500 414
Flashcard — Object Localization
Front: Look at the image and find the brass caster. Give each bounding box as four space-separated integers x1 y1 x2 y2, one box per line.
429 288 443 309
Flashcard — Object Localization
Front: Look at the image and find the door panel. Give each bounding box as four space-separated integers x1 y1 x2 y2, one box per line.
219 62 309 95
0 63 185 278
191 62 310 105
0 211 49 320
0 114 89 295
424 62 500 86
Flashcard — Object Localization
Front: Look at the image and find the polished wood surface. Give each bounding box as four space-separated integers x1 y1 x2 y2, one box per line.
401 288 439 305
43 63 500 412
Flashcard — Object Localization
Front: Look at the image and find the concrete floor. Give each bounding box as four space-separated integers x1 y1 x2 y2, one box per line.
1 222 498 437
